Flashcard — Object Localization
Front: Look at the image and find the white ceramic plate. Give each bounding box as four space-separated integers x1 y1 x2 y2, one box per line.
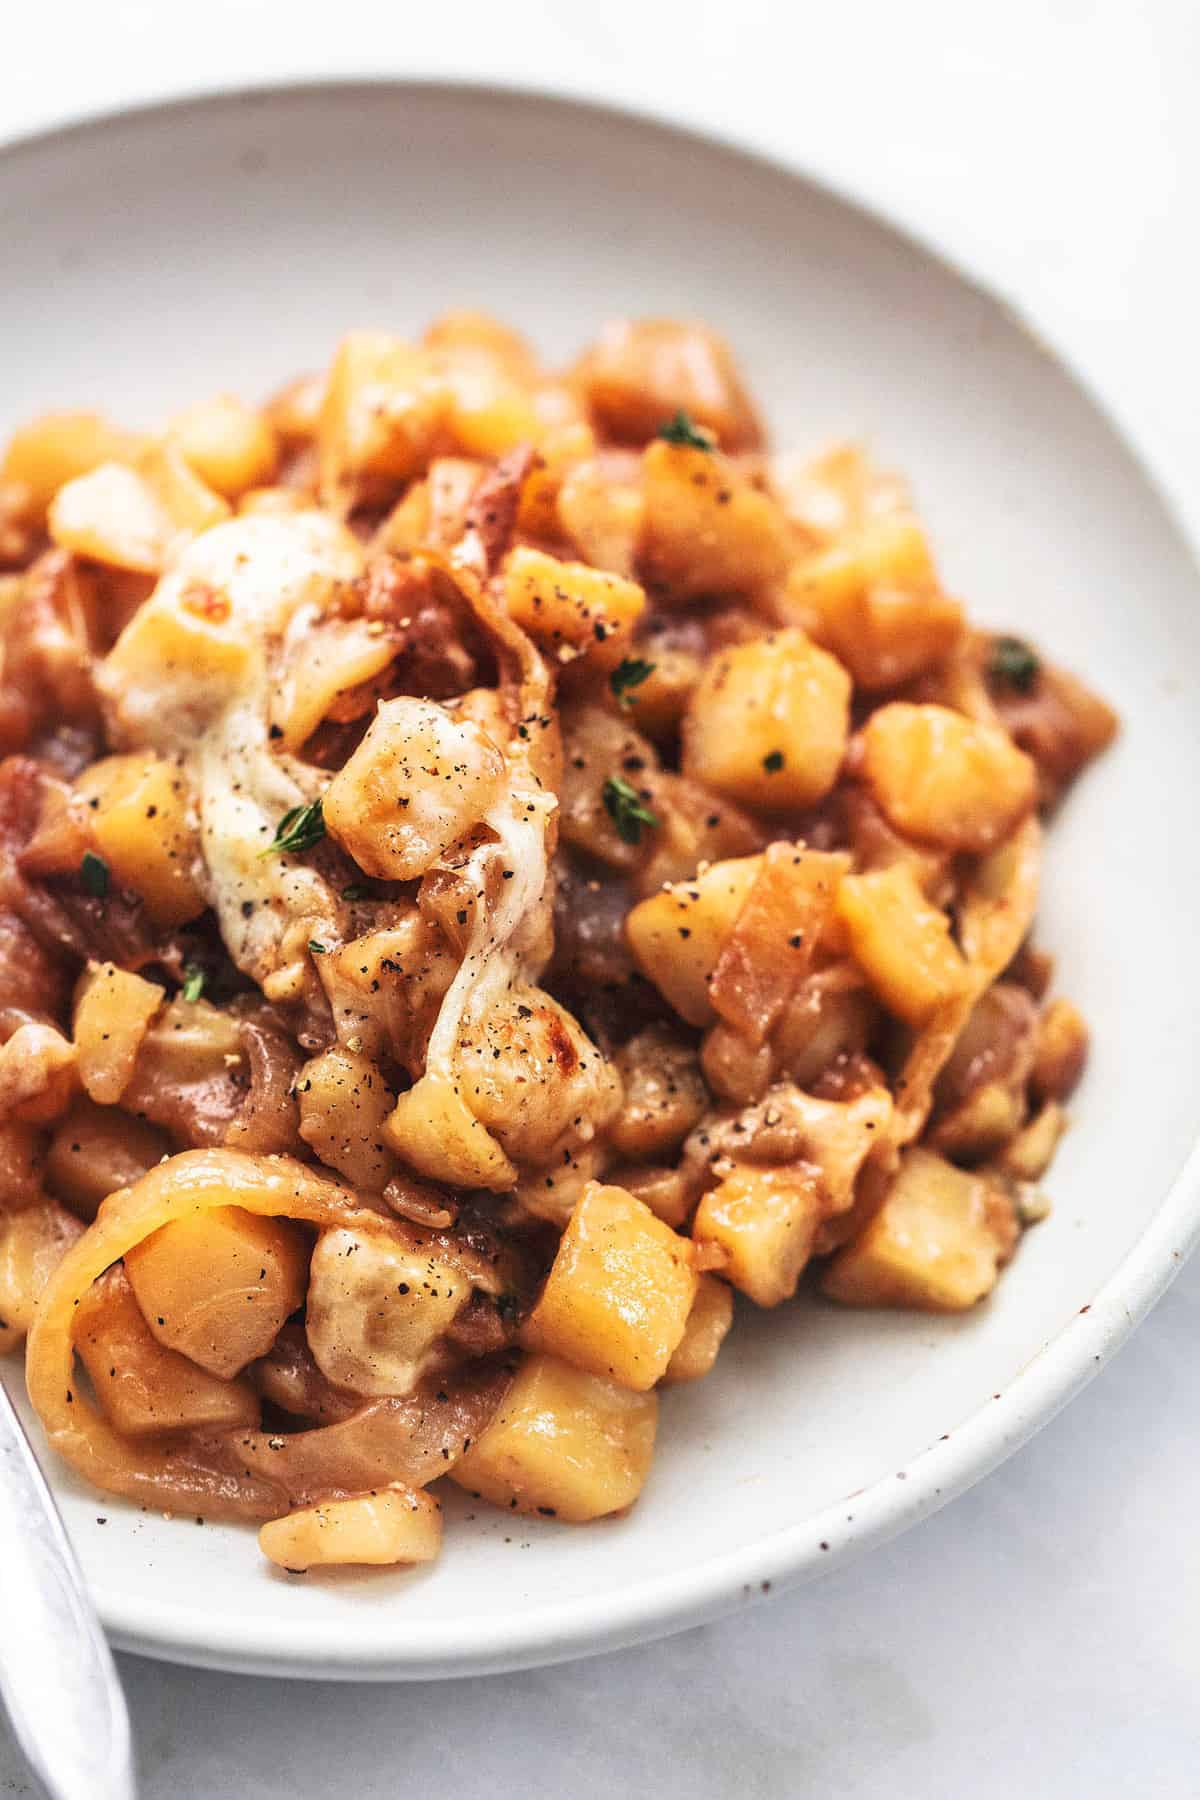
2 81 1199 1681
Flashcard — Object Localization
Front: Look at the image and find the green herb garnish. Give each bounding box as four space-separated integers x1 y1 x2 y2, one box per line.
80 851 110 899
261 797 325 857
656 409 714 452
308 940 327 955
762 750 785 773
181 965 206 1003
609 657 657 707
602 775 659 846
988 635 1040 693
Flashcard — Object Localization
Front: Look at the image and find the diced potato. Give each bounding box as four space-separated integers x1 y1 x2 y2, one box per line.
76 752 206 927
998 1100 1068 1181
514 421 596 540
699 1021 774 1105
859 703 1037 854
120 997 245 1145
450 1352 658 1521
523 1182 697 1389
610 1164 691 1230
48 446 229 574
0 1022 77 1125
297 1048 397 1192
836 865 966 1025
621 645 702 739
662 1275 734 1383
323 696 505 881
1 411 143 516
608 1026 708 1161
318 331 449 509
785 515 963 689
683 629 851 811
76 1267 259 1437
441 365 542 459
557 456 645 579
822 1146 1018 1311
259 1484 443 1571
634 773 763 897
124 1204 310 1378
304 1225 467 1397
1031 998 1089 1102
574 319 762 450
707 844 848 1043
625 853 763 1027
558 703 662 874
46 1096 169 1220
73 962 165 1105
167 393 279 499
692 1164 823 1307
0 1197 84 1353
424 309 538 378
503 545 646 670
639 442 792 603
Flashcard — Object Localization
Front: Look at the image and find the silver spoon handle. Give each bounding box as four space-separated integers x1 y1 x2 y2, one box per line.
0 1380 136 1800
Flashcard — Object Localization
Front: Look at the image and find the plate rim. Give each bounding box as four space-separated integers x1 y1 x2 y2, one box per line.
4 74 1200 1680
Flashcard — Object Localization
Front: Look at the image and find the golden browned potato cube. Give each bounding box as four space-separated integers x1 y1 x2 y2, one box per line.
46 1096 169 1220
1031 997 1089 1102
692 1165 823 1307
662 1275 734 1383
574 319 762 450
859 703 1037 854
683 629 851 811
1 411 143 516
556 456 645 580
523 1182 697 1390
124 1204 310 1379
611 1165 692 1230
0 1198 84 1354
318 331 449 508
168 393 279 500
785 515 963 689
835 865 966 1025
323 696 506 881
73 962 166 1106
259 1483 443 1571
76 1267 259 1437
49 446 229 574
608 1026 709 1161
297 1048 397 1192
450 1352 658 1521
822 1146 1018 1311
76 752 206 927
625 853 763 1027
639 442 792 603
621 646 702 739
503 545 646 670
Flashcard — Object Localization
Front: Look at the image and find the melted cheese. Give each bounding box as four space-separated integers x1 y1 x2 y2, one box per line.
98 513 364 980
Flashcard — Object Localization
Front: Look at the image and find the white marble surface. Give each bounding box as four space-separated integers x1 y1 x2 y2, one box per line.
3 2 1200 1793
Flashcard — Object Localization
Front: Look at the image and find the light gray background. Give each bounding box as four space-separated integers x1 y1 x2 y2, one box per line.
4 2 1199 1794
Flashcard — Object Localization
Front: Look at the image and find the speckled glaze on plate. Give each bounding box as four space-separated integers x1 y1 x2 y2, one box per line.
2 80 1199 1680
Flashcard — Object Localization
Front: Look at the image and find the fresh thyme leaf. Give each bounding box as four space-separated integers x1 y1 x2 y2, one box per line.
988 635 1040 692
261 797 325 857
762 749 785 773
656 409 715 452
609 657 657 707
602 775 659 846
308 941 327 955
181 965 206 1003
80 851 110 899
